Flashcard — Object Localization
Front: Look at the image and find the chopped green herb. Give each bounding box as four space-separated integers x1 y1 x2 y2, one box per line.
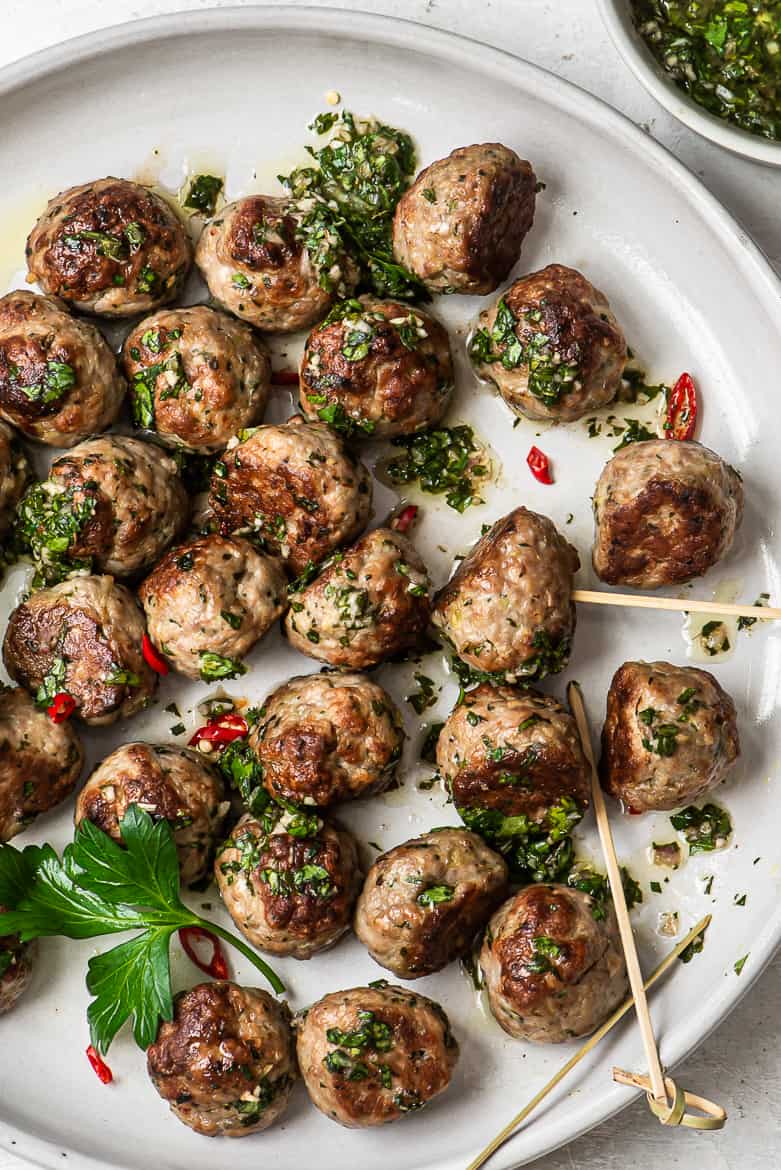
417 884 454 907
183 174 224 216
670 803 732 854
386 424 490 513
198 652 247 683
734 954 749 976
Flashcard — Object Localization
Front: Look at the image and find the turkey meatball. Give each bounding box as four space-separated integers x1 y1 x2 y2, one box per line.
215 812 361 959
470 265 627 423
196 195 353 332
209 419 372 576
600 660 739 813
0 686 84 842
251 672 404 807
285 527 431 669
354 828 507 979
432 507 578 681
296 984 458 1127
0 917 36 1016
480 884 628 1043
299 297 454 439
3 575 156 725
0 421 29 535
75 742 228 884
392 143 536 295
147 981 296 1136
122 305 271 452
139 535 286 681
0 291 124 446
26 177 192 317
592 439 744 588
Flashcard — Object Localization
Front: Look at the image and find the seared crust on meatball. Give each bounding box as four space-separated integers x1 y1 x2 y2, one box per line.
209 419 372 576
215 812 361 959
147 981 296 1137
296 984 458 1127
480 884 628 1043
285 527 431 669
251 672 404 807
0 914 36 1016
600 661 739 813
0 421 29 534
354 828 507 979
470 265 627 423
122 306 271 452
75 742 228 883
437 685 590 822
299 297 454 438
0 291 124 446
26 178 192 317
139 535 287 680
3 575 156 726
432 507 579 681
0 686 84 843
392 143 536 295
592 439 744 588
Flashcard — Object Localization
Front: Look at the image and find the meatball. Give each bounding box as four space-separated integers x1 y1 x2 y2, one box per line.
196 195 353 332
0 420 29 535
27 178 191 317
215 812 361 959
139 535 286 681
354 828 507 979
469 265 627 423
250 672 404 807
600 660 739 813
209 419 372 576
285 527 431 669
296 984 458 1127
0 917 36 1016
0 686 84 842
0 291 125 446
122 305 271 452
75 743 228 883
299 297 454 438
432 507 579 681
479 884 628 1043
392 143 536 295
147 981 296 1136
3 575 156 725
592 439 744 589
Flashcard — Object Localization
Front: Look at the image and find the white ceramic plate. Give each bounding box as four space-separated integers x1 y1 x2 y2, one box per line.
1 8 780 1170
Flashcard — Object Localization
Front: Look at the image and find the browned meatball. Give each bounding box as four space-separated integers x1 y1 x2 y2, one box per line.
209 419 372 576
592 439 744 588
0 421 29 535
479 884 628 1043
215 812 361 959
147 981 296 1136
75 743 228 884
0 686 84 843
3 575 156 726
122 305 271 452
469 265 627 423
0 291 124 446
251 672 404 807
26 178 192 317
0 915 36 1016
296 984 458 1127
432 507 579 681
299 297 454 439
285 527 431 669
600 661 739 813
354 828 507 979
392 143 536 295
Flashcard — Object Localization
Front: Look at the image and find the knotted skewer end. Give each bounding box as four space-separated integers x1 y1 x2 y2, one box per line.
612 1067 726 1130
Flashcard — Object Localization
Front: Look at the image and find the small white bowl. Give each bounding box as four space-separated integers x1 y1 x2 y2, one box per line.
598 0 781 166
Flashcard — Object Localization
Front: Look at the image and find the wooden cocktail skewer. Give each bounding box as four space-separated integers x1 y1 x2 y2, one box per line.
573 589 781 622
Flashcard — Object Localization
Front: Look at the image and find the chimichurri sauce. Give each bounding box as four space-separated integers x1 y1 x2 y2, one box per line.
632 1 781 140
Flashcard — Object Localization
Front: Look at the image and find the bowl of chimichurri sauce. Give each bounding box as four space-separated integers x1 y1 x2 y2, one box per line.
599 0 781 164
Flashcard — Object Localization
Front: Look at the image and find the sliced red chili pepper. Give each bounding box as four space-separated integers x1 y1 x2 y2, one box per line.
142 634 169 675
179 926 229 979
526 445 553 484
47 692 76 724
86 1044 113 1084
665 372 697 441
271 368 300 386
188 713 249 749
390 504 419 534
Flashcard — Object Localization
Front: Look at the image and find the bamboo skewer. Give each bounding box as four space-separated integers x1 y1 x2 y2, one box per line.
572 589 781 622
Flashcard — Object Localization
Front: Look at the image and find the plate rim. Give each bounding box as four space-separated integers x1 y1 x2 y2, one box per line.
0 7 779 1170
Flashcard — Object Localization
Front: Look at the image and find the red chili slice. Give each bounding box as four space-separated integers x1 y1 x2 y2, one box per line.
86 1044 113 1084
271 368 300 386
142 634 169 675
665 372 697 441
188 713 249 749
47 692 76 724
179 926 229 979
390 504 419 534
526 445 553 484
